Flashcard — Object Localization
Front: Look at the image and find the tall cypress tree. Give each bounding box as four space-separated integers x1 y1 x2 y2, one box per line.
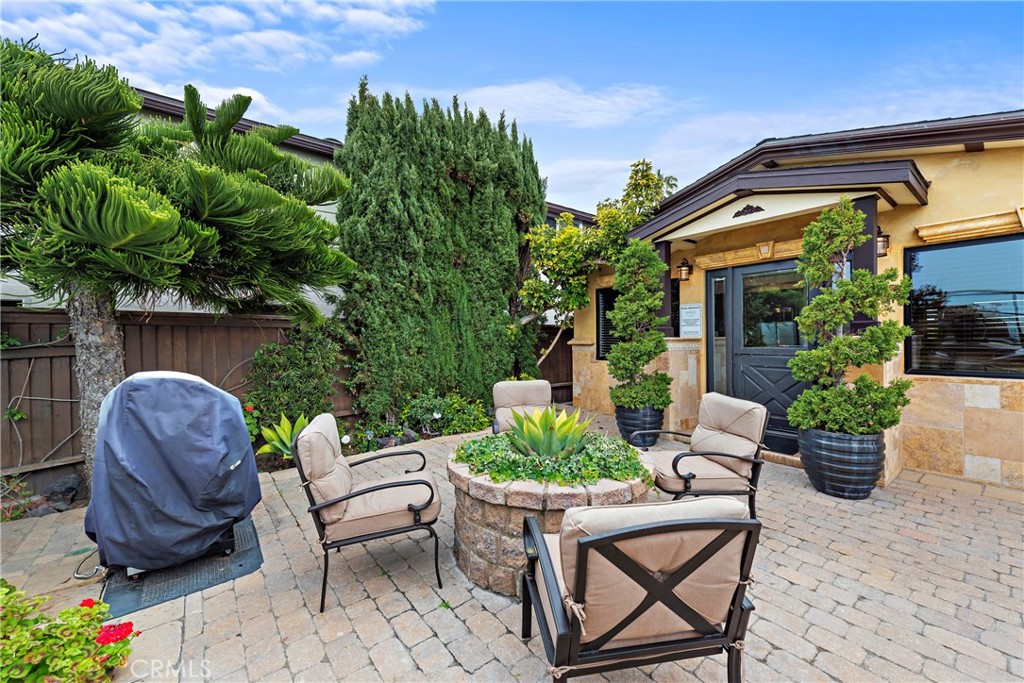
334 80 544 421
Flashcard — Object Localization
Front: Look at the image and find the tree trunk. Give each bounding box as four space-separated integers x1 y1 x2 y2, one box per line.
67 290 125 498
537 325 565 367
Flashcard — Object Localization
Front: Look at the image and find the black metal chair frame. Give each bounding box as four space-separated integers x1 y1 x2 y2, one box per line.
521 514 761 682
292 440 442 612
629 429 767 517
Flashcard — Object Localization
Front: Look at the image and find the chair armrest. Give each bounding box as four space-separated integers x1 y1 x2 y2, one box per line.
671 451 764 478
349 449 426 473
523 515 571 638
308 478 434 514
627 429 692 449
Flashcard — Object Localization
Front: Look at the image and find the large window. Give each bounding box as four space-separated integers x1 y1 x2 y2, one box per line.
596 287 620 360
905 234 1024 378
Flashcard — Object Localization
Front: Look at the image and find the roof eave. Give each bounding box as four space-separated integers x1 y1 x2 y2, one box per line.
136 87 342 159
637 110 1024 240
634 159 930 242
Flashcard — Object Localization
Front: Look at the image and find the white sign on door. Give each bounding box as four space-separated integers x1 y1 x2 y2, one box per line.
678 304 702 339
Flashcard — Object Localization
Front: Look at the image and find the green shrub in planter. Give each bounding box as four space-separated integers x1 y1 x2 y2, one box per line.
787 197 913 498
786 197 913 434
607 240 672 411
454 431 651 487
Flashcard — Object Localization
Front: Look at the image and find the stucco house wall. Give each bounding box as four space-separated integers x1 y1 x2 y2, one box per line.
572 116 1024 489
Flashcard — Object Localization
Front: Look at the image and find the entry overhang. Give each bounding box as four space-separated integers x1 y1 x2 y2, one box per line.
659 191 876 243
639 159 929 243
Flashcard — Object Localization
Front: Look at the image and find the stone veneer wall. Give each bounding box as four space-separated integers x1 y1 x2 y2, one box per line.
447 458 650 596
900 377 1023 489
571 340 702 433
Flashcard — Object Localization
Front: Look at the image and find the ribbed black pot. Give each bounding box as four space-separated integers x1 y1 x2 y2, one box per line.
798 428 885 500
615 406 664 447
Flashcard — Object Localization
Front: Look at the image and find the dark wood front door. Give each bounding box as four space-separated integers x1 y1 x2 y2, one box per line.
707 260 809 454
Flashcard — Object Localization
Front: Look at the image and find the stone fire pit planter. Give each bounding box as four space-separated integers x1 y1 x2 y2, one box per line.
447 456 651 596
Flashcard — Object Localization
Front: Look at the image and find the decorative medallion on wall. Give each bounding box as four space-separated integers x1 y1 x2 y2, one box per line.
733 204 765 218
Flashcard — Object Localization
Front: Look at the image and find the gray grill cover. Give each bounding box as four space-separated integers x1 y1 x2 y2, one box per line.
85 371 261 570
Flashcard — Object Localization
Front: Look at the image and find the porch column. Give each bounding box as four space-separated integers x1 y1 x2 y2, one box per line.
656 241 673 336
851 195 879 332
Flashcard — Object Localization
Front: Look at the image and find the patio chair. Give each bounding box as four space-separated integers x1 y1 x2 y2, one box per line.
630 392 769 517
293 414 442 613
493 379 552 433
522 496 761 682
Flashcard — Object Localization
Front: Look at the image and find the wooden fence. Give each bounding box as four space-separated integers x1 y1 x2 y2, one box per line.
537 326 574 404
0 310 355 491
1 310 572 492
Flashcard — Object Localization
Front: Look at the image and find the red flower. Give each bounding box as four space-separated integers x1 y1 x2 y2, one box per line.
244 405 255 413
78 598 97 608
96 622 135 645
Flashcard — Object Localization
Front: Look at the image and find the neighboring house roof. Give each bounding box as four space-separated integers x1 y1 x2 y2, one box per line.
546 202 597 227
632 110 1024 241
136 88 342 159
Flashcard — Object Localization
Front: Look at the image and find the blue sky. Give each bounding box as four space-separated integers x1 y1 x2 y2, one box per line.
3 1 1022 210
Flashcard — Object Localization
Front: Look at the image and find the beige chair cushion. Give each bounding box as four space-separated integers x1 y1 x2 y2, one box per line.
535 533 566 644
493 380 552 432
296 413 353 523
323 471 441 543
642 451 750 494
690 393 768 477
559 497 749 649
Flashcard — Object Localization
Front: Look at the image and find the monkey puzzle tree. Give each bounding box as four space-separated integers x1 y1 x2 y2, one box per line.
1 39 354 489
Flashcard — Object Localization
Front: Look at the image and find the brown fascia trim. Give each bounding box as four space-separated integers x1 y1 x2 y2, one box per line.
136 88 342 159
633 109 1024 240
633 159 929 241
546 201 597 225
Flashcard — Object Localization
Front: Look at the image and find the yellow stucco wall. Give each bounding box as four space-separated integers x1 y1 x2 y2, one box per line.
573 144 1024 488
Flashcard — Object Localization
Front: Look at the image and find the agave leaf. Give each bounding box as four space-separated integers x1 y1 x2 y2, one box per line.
260 425 279 443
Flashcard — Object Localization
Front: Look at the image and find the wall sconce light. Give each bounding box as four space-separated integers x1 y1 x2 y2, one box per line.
876 226 890 257
676 258 692 281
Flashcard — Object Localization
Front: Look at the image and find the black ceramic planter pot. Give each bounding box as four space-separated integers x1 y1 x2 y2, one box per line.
798 428 885 500
615 406 664 447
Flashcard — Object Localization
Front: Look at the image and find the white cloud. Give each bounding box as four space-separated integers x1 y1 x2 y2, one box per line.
340 7 424 34
415 78 670 129
653 82 1023 193
331 50 381 69
0 1 433 96
539 157 634 211
199 5 254 31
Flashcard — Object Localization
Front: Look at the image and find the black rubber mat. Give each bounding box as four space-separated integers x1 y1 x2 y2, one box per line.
101 516 262 618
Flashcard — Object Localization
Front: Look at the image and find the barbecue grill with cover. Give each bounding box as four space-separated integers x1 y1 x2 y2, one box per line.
84 371 261 571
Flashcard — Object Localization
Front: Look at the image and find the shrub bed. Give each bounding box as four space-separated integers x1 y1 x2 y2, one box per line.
454 432 652 486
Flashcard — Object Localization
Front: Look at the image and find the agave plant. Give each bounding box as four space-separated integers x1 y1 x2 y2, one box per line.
507 406 593 460
257 414 309 459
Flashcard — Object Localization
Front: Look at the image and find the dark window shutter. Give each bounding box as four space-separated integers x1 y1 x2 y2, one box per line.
670 278 680 336
597 288 621 360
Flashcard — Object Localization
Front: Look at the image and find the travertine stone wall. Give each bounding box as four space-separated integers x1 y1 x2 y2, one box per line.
571 340 701 433
900 377 1023 489
447 458 650 596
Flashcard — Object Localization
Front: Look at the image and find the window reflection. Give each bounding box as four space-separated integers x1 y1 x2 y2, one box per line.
907 235 1024 377
742 270 807 348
